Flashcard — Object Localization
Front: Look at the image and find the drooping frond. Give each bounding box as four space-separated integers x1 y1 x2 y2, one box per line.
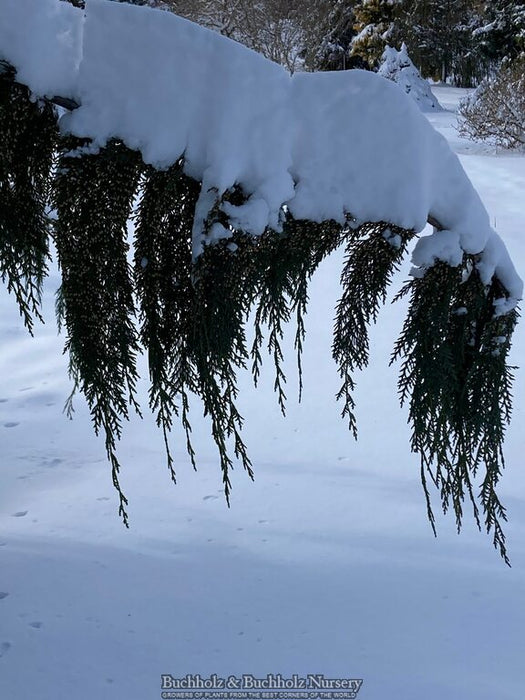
393 260 518 564
53 138 143 524
0 63 56 333
134 160 201 480
333 222 416 437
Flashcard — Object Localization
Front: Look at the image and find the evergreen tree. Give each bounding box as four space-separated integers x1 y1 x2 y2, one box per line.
308 1 358 71
475 1 525 67
351 0 402 70
399 0 485 86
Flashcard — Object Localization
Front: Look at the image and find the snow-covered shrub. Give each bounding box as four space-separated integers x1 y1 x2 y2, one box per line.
378 44 443 112
458 56 525 150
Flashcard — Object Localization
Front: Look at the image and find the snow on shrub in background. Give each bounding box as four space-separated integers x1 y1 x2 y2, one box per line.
378 44 443 112
458 56 525 150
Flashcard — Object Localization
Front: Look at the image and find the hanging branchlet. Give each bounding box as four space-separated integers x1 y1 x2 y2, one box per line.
53 138 143 525
185 230 260 499
134 160 201 480
333 222 415 437
459 277 518 561
0 64 57 332
136 176 255 500
392 258 518 564
393 261 467 529
249 215 343 408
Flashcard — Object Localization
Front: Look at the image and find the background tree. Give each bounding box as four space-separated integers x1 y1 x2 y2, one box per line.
351 0 402 70
148 0 525 87
305 1 358 71
474 1 525 68
157 0 306 71
398 0 485 86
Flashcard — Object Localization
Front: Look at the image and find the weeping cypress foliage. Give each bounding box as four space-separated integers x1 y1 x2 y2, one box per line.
0 63 57 333
53 138 143 523
134 173 342 499
133 161 200 484
333 222 416 438
0 65 519 561
393 261 518 564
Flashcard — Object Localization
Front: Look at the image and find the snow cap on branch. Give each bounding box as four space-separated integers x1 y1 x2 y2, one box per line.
0 0 521 304
0 0 82 98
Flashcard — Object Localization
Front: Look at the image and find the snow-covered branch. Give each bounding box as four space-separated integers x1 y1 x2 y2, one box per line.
1 0 520 303
0 0 522 561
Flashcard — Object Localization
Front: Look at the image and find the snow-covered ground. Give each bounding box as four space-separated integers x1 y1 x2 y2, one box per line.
1 87 524 700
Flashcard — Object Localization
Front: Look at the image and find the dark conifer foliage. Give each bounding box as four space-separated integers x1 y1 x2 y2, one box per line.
0 64 519 561
393 261 517 564
333 223 415 438
53 139 144 523
477 1 525 66
0 64 57 333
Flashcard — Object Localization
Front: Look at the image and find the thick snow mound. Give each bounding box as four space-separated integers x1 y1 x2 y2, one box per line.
0 0 82 98
378 44 443 113
0 0 521 305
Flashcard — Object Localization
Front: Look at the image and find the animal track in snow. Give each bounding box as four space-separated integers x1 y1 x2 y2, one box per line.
3 422 19 428
11 511 28 518
0 592 9 600
29 621 43 629
0 642 11 658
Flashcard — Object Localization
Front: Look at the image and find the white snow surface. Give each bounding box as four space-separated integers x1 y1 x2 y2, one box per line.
0 0 82 98
411 228 463 269
0 0 522 303
378 44 443 113
1 84 525 699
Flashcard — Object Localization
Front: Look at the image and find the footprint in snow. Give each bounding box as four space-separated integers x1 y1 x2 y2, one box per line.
203 495 219 501
0 642 11 658
3 422 19 428
0 593 9 600
0 398 8 403
29 621 43 629
43 458 62 468
11 511 28 518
